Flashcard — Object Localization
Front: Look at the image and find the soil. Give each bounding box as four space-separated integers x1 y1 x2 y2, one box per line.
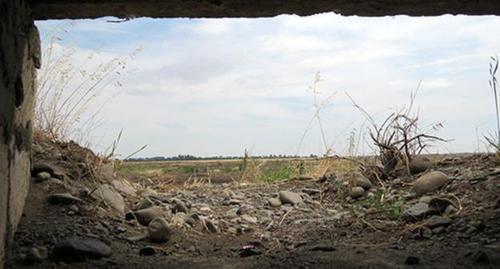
5 143 500 269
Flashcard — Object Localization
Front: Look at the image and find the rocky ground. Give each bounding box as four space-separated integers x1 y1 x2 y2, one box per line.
5 139 500 268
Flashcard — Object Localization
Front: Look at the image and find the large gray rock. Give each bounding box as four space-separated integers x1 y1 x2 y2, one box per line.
47 193 82 205
402 203 431 221
35 172 51 183
425 215 452 228
353 174 372 190
171 198 189 213
147 218 172 242
409 157 432 174
111 179 136 197
127 206 163 226
350 187 365 199
413 171 449 196
268 198 282 207
278 191 303 205
52 238 112 260
92 184 125 214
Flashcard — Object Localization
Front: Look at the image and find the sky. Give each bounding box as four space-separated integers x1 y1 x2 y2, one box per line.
35 13 500 158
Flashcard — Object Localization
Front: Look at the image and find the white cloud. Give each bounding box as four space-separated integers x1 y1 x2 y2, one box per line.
35 13 500 157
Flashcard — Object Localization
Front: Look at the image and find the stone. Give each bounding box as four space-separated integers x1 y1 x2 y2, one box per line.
143 188 158 197
429 197 455 214
402 203 430 221
241 214 258 224
126 206 163 226
31 163 56 177
136 197 155 210
47 193 82 205
237 204 255 215
98 163 114 179
111 179 136 197
405 256 420 265
425 215 452 228
353 175 372 190
147 218 172 242
413 171 449 196
52 238 112 260
278 191 303 205
350 187 365 199
22 246 48 263
92 184 125 214
444 205 458 215
228 199 242 205
171 199 189 214
472 251 490 265
268 198 282 207
309 244 336 252
139 246 156 256
34 172 51 183
418 196 432 204
302 188 321 195
409 156 432 174
202 218 219 233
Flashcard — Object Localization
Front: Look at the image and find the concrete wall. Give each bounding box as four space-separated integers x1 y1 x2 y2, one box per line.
28 0 500 19
0 1 39 268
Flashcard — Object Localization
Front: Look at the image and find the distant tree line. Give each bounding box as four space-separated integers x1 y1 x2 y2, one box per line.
126 154 319 162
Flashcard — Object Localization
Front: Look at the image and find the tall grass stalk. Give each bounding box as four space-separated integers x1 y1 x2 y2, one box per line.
489 55 500 146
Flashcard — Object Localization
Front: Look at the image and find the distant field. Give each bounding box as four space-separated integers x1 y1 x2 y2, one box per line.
116 157 366 185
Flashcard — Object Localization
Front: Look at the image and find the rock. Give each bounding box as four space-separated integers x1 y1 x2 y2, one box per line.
47 193 82 205
92 184 125 214
350 187 365 199
171 199 189 214
425 215 452 228
136 197 155 210
52 238 112 260
413 171 449 196
35 172 51 183
402 203 431 221
201 217 219 233
409 156 432 174
98 163 115 179
22 246 48 263
147 218 173 242
278 191 303 205
111 179 136 197
405 256 420 265
241 214 258 224
143 188 158 197
418 196 432 204
429 197 455 214
444 205 458 215
353 175 372 190
309 244 336 252
268 198 282 207
31 162 55 177
472 251 490 265
69 205 79 213
237 204 255 215
228 199 242 205
240 245 262 257
302 188 321 195
139 246 156 256
298 175 314 180
126 206 163 226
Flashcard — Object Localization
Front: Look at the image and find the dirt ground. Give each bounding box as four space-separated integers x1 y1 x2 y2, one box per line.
5 147 500 268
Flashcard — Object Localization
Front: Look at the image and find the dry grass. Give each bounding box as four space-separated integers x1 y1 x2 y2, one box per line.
35 28 142 144
346 84 446 176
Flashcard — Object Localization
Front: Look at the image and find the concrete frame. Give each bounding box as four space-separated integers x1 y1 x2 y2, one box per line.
1 1 500 269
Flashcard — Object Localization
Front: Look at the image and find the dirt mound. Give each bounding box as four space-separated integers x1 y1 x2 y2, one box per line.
5 139 500 268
